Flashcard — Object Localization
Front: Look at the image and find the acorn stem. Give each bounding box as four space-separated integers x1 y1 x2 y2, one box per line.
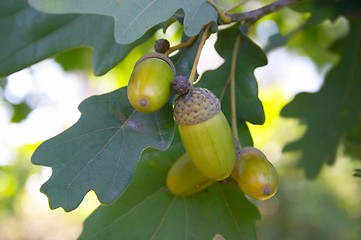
230 34 242 150
188 23 212 84
165 35 198 57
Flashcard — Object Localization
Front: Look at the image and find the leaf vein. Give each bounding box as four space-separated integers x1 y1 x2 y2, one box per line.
150 195 177 239
220 187 242 234
0 13 82 63
87 187 167 239
121 0 157 38
183 1 205 29
43 127 119 150
184 197 189 240
0 4 28 21
154 112 166 148
106 128 125 199
67 127 123 189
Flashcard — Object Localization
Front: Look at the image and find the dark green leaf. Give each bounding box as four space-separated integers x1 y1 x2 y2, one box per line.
171 34 202 77
0 0 157 77
344 124 361 159
291 0 361 21
198 24 266 125
196 24 266 146
281 20 361 178
79 135 259 240
31 87 175 211
29 0 217 44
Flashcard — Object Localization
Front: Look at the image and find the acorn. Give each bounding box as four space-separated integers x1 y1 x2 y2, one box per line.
167 154 215 196
173 87 236 180
232 147 279 200
127 53 175 113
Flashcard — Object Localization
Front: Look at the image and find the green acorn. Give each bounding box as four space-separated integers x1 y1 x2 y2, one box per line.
173 87 236 180
232 147 278 200
167 154 215 196
127 53 175 113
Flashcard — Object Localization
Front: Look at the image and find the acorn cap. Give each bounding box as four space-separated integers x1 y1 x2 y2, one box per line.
134 52 176 74
173 88 221 125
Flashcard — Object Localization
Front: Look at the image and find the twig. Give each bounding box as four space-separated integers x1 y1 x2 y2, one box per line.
229 0 301 23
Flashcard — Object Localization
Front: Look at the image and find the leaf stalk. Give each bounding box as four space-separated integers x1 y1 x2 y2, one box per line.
230 34 242 150
188 23 212 84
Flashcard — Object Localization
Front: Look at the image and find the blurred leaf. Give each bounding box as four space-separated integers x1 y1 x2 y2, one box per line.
79 135 259 240
281 20 361 178
290 0 361 19
266 0 357 64
354 169 361 177
0 146 36 216
343 124 361 159
197 24 267 146
0 0 157 77
264 24 306 53
0 78 7 88
29 0 217 44
10 101 32 123
54 47 92 72
31 87 175 211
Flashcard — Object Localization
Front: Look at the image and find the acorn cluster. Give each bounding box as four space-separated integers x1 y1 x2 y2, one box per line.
127 39 279 200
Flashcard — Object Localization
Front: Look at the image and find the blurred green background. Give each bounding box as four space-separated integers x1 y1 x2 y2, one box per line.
1 1 361 239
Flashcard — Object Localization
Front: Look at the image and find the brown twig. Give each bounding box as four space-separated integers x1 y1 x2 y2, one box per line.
229 0 302 23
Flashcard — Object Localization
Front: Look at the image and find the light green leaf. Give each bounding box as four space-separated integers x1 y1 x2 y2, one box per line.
31 87 175 211
79 135 260 239
28 0 217 44
0 0 157 77
281 20 361 178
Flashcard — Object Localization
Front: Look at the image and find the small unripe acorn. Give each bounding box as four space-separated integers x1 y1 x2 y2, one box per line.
154 39 170 54
173 87 236 180
167 154 215 196
127 53 175 113
232 147 279 200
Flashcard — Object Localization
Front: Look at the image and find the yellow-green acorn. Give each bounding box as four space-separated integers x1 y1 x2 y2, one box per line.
232 147 279 200
173 87 236 180
167 154 215 196
127 53 175 113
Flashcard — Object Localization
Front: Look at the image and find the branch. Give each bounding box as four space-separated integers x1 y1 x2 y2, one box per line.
229 0 301 23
